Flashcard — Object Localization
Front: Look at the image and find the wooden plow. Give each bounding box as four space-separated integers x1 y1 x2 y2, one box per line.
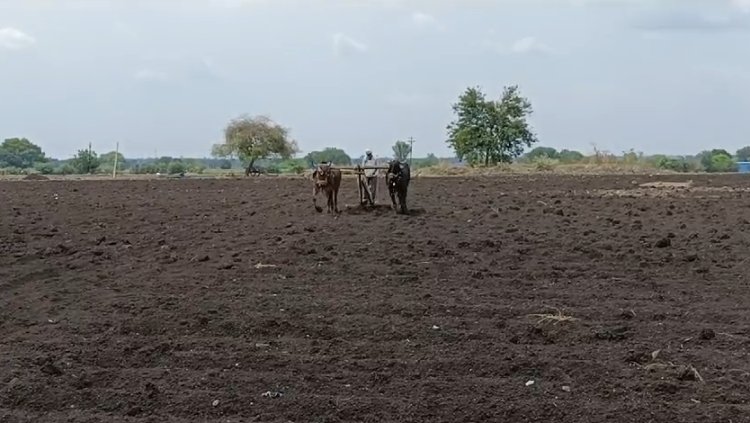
335 165 390 206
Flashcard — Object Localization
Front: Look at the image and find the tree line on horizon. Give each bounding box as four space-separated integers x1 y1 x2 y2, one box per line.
3 84 749 175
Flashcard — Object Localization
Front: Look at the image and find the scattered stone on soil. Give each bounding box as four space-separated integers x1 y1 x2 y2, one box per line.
261 391 284 399
594 326 629 341
619 309 637 320
677 365 705 383
655 237 672 248
39 360 63 376
700 328 716 340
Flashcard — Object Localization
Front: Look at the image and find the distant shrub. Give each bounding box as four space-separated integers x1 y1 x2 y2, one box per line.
265 165 281 174
0 167 24 175
168 161 187 175
34 162 55 175
57 164 76 175
533 155 558 171
656 157 691 172
558 149 584 163
186 162 206 174
524 147 559 162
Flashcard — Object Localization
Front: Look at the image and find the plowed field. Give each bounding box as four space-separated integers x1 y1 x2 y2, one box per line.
2 174 750 422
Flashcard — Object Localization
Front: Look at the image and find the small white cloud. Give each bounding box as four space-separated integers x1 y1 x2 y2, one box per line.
332 33 368 57
411 12 444 30
134 69 169 82
0 27 36 50
510 36 553 54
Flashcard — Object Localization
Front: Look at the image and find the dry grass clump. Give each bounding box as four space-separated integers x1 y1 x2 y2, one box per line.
528 308 579 326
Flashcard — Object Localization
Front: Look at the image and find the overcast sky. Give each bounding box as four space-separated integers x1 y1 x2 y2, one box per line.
0 0 748 159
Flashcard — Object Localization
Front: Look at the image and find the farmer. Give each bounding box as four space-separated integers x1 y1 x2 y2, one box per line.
361 149 378 205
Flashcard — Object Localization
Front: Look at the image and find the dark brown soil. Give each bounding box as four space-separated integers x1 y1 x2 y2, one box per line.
2 174 750 422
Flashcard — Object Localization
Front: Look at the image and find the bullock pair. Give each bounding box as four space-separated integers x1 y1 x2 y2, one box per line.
312 161 411 214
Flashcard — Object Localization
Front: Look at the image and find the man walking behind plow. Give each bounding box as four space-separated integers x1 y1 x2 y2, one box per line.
361 149 378 206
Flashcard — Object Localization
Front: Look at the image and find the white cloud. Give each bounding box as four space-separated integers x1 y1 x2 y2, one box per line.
0 27 36 50
510 36 553 54
134 69 169 82
411 11 444 30
332 33 368 57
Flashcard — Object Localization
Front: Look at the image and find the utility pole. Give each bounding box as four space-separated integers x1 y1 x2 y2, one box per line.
112 142 120 179
407 137 415 167
88 142 92 174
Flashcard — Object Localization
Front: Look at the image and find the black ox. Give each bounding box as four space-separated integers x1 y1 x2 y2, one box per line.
386 160 411 214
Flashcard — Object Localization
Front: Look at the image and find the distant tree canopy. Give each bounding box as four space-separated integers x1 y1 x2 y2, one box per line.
447 85 538 166
558 149 585 163
305 147 352 166
99 151 127 172
697 149 735 173
416 153 440 168
71 148 100 174
392 140 412 161
212 115 298 169
524 146 559 160
0 138 47 168
736 146 750 162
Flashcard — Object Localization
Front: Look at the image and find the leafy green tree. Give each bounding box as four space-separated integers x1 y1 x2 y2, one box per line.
212 115 298 169
305 147 352 166
0 138 47 168
392 140 412 161
558 149 584 163
697 149 732 172
710 153 736 173
736 146 750 162
71 148 100 174
446 85 538 166
219 159 232 169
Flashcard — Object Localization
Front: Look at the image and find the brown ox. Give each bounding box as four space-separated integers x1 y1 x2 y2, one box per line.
312 163 342 214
